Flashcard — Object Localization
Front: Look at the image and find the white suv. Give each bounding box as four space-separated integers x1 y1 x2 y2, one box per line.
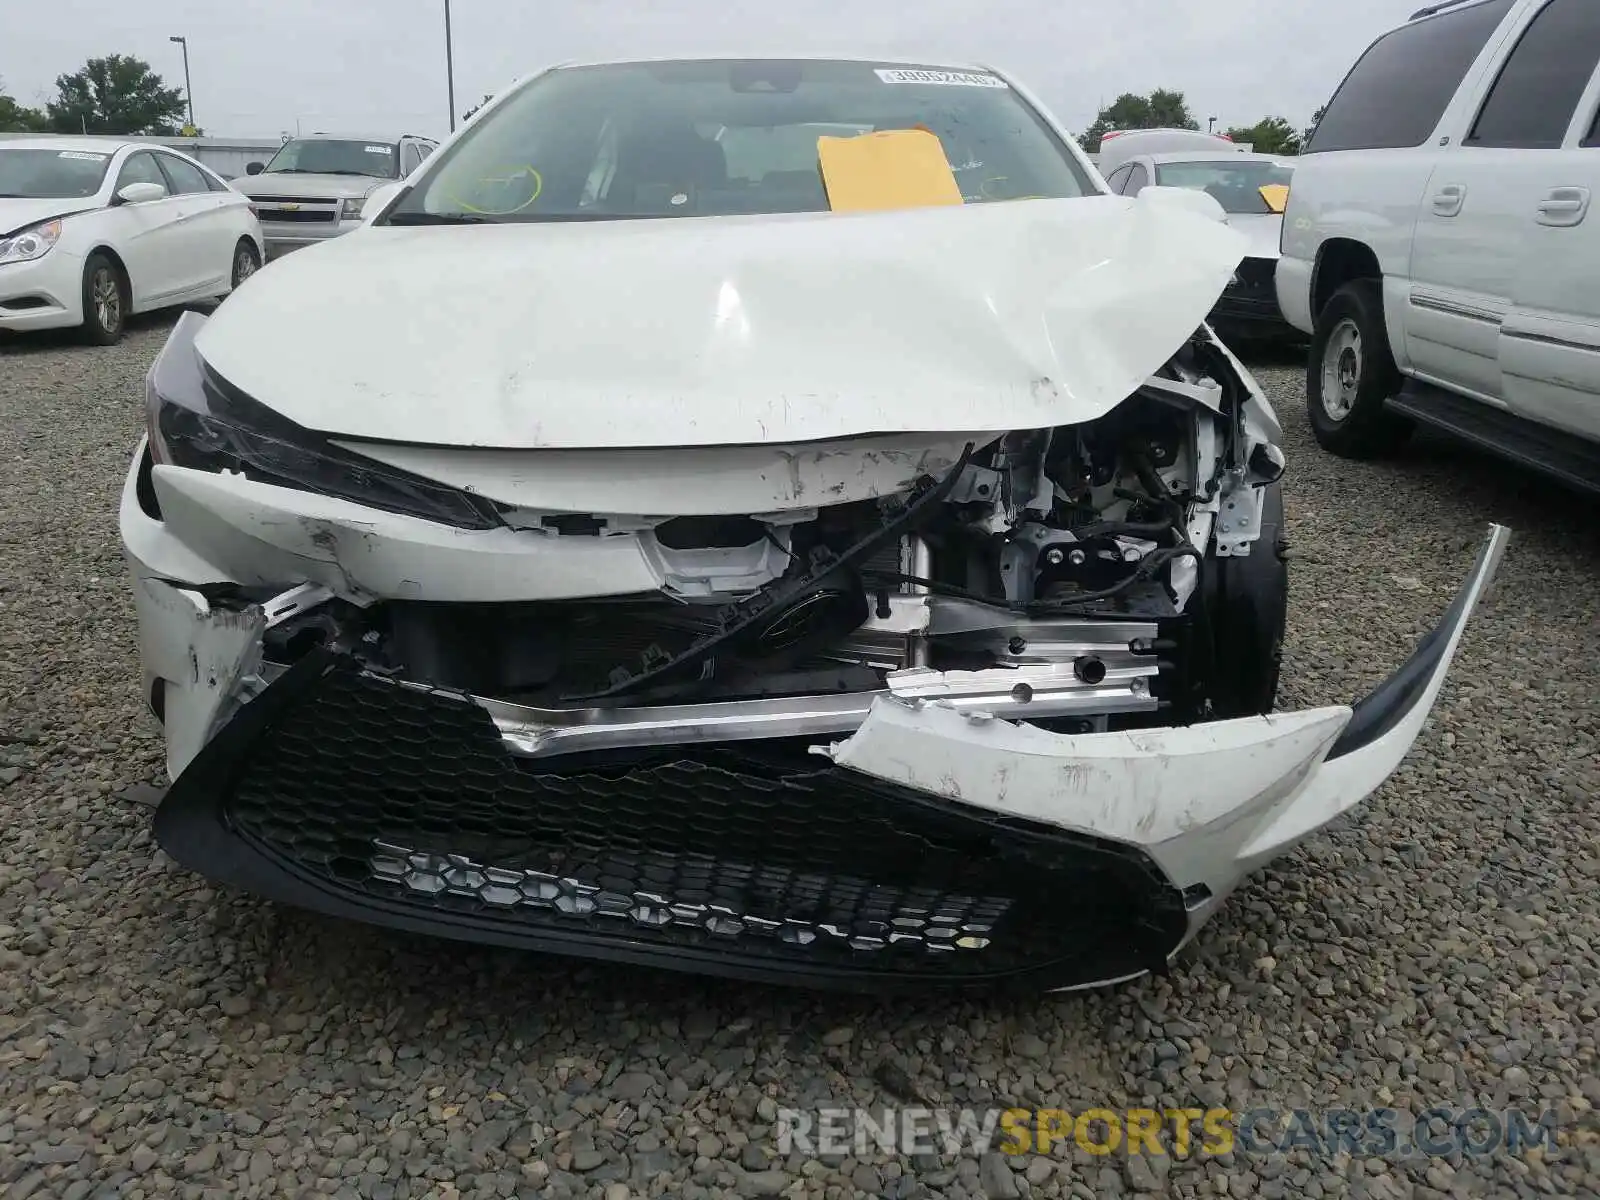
1277 0 1600 492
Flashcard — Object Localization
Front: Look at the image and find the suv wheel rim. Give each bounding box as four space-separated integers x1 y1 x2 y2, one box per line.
1321 318 1362 421
234 247 257 286
91 268 120 333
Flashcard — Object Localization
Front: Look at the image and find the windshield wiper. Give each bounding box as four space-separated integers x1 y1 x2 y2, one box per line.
383 209 641 226
384 211 499 226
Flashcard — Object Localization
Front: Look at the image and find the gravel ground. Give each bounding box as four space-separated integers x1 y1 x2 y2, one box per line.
1 313 1597 1200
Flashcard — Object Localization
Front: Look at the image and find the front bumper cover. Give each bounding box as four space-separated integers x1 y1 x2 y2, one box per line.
0 247 86 332
154 654 1192 991
259 221 357 257
141 525 1510 991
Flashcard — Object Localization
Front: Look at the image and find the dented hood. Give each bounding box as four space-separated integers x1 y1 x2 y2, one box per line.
196 193 1247 450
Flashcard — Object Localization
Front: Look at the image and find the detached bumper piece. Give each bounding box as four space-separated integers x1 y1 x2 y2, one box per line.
154 654 1189 991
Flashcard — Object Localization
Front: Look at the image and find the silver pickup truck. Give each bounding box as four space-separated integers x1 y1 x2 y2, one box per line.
234 133 437 258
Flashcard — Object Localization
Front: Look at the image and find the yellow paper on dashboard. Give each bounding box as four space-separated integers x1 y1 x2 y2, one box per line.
818 129 964 212
1258 184 1290 214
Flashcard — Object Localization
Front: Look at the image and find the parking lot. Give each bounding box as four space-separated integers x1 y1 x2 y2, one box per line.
1 311 1597 1199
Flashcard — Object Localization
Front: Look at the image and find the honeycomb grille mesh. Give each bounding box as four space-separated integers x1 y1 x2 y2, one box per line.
222 667 1186 981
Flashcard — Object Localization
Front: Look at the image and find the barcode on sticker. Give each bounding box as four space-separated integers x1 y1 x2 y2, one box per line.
874 69 1007 88
58 150 108 161
365 145 391 154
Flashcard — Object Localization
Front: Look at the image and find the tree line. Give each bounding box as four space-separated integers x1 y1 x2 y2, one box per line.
1 55 190 136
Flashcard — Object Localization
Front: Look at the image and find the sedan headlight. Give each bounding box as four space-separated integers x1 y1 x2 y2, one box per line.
340 197 365 221
0 219 62 266
145 312 501 531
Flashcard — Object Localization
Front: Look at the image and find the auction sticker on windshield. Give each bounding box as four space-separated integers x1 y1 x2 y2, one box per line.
58 151 109 161
874 68 1007 88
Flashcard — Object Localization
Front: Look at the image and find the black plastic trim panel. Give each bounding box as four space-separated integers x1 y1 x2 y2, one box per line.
1325 530 1494 761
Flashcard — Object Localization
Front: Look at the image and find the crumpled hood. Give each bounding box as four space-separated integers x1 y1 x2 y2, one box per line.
0 196 98 237
196 193 1248 450
234 172 388 199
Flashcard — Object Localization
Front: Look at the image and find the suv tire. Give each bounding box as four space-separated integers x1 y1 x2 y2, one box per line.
1307 279 1411 458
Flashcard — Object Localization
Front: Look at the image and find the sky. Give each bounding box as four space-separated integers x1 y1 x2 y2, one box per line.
3 0 1420 142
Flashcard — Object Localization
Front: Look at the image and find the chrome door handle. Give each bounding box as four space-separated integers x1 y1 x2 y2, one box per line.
1431 184 1466 217
1537 186 1591 226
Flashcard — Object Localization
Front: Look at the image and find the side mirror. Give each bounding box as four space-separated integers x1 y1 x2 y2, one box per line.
361 180 404 224
115 181 167 205
1135 184 1229 225
245 162 264 176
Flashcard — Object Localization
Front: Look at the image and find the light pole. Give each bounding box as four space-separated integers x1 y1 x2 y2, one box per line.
169 36 195 132
444 0 457 133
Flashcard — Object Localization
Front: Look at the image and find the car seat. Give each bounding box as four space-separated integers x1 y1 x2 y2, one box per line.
613 123 729 213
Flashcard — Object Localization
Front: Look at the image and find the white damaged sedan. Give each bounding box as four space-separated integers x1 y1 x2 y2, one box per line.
120 56 1506 991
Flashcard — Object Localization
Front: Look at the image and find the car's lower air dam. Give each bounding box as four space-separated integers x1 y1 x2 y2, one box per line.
153 653 1190 991
367 839 1010 952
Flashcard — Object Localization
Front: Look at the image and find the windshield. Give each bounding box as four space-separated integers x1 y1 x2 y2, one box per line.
1153 159 1294 214
388 59 1094 222
262 138 399 177
0 147 114 200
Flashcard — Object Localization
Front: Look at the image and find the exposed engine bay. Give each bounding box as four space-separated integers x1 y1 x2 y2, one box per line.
242 330 1287 747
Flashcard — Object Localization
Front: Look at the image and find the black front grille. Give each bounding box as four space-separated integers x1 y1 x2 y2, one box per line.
261 208 336 224
160 655 1189 989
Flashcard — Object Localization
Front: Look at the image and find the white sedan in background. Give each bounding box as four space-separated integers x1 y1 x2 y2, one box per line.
0 137 263 345
1102 149 1298 341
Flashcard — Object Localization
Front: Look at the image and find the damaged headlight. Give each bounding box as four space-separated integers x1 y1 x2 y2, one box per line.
144 311 502 530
